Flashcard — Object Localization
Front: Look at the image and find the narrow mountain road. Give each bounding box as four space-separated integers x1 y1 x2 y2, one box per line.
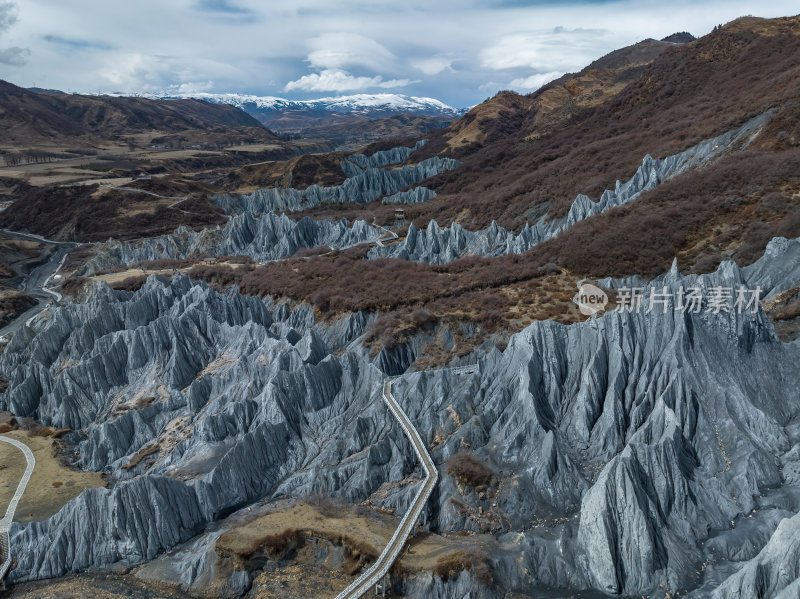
371 219 398 248
334 379 438 599
102 185 190 210
103 185 185 202
0 435 35 582
0 229 77 339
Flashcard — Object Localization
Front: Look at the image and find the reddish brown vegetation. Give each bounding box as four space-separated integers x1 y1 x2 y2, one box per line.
0 290 34 327
405 23 800 230
225 152 347 190
433 549 492 585
260 528 300 557
446 451 497 488
523 144 800 278
60 276 89 297
189 246 563 321
110 275 148 292
132 258 197 270
0 79 273 147
0 185 226 242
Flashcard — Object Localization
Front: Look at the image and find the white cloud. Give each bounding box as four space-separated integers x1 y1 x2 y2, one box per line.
411 56 453 75
480 27 613 72
508 70 563 91
284 68 413 92
8 0 800 105
167 80 215 94
306 32 395 71
96 52 240 93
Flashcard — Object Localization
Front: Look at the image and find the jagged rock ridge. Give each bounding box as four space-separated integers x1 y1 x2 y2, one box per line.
369 111 772 264
80 140 446 273
80 213 379 275
0 277 421 584
211 140 457 214
2 237 800 598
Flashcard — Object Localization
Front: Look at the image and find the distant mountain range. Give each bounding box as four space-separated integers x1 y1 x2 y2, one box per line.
142 92 468 144
148 92 468 121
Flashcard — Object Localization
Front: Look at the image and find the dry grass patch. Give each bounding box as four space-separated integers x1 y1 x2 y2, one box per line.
213 499 500 589
0 429 105 522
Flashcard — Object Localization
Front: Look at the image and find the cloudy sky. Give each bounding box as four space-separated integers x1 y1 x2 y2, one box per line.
0 0 796 107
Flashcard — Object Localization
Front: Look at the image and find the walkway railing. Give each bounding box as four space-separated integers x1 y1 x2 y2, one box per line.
334 380 438 599
0 435 35 582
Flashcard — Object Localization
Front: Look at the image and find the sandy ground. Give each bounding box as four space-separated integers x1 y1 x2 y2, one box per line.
5 572 184 598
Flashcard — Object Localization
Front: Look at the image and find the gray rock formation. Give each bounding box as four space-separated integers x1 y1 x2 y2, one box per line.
742 235 800 297
1 276 418 583
707 511 800 599
340 140 426 175
79 140 450 274
2 235 800 597
385 239 800 596
369 111 773 264
81 213 378 275
211 153 458 215
381 186 436 205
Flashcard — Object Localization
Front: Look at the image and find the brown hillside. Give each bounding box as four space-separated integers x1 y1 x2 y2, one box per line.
399 16 800 230
0 81 276 148
0 184 226 242
174 16 800 360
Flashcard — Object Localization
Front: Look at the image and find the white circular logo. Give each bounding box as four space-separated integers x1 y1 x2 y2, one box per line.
573 282 609 316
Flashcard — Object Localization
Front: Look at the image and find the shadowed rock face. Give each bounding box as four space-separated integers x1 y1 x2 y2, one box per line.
2 238 800 597
80 140 450 274
210 140 457 215
80 213 379 274
369 111 772 265
0 276 418 582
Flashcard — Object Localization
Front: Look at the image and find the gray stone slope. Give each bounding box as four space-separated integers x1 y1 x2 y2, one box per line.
387 243 800 596
81 213 378 275
1 236 799 597
0 277 415 582
80 140 449 275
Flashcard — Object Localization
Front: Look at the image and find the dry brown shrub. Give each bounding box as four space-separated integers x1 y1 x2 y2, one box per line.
433 549 492 585
111 275 148 292
446 451 496 488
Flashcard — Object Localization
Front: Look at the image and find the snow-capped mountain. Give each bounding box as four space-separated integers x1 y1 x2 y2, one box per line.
152 92 467 120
